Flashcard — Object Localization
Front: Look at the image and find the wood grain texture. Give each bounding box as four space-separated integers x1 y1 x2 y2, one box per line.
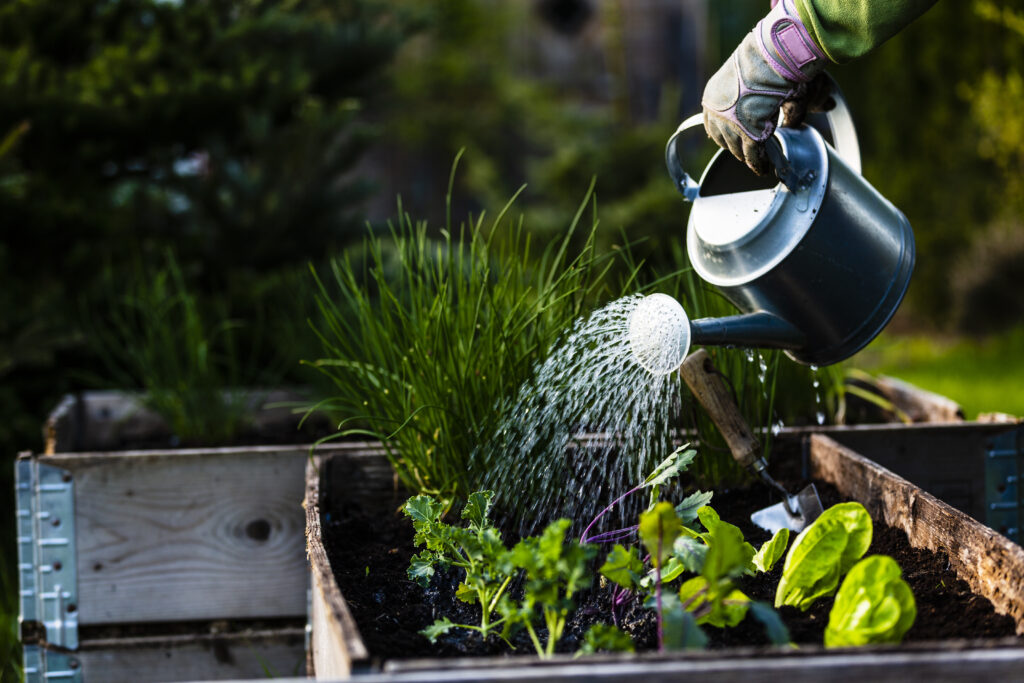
680 349 760 467
35 442 383 625
809 433 1024 635
73 627 304 682
305 454 377 678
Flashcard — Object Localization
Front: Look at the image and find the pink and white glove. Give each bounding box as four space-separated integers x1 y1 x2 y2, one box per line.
702 0 831 175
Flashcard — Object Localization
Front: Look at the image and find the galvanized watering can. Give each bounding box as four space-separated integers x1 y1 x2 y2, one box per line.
655 88 914 368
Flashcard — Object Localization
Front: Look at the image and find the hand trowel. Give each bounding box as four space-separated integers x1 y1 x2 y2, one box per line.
679 348 823 534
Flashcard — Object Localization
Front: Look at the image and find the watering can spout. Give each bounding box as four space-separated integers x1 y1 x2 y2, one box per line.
690 312 805 351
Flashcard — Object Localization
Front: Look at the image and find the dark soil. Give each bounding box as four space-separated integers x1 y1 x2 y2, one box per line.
323 459 1021 662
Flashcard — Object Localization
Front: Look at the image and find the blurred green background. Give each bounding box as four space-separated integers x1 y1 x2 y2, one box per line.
3 0 1024 678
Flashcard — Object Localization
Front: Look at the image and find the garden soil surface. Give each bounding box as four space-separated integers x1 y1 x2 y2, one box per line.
322 455 1021 662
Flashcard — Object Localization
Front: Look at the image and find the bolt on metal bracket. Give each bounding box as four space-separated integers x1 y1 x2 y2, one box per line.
16 456 80 650
985 425 1024 544
22 644 83 683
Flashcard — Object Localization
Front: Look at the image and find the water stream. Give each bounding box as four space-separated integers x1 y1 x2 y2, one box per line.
472 294 682 535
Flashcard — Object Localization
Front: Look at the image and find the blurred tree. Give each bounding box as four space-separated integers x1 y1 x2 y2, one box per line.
828 0 1024 326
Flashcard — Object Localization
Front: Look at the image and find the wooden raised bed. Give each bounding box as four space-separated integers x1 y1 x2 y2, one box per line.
15 441 374 682
305 434 1024 681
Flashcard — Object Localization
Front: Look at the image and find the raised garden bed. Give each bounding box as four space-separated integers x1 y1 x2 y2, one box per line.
15 441 371 682
305 434 1024 680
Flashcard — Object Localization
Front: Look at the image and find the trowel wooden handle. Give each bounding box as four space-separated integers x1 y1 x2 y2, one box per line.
679 348 761 469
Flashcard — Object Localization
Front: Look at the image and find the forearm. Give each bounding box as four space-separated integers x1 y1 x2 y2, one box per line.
793 0 940 63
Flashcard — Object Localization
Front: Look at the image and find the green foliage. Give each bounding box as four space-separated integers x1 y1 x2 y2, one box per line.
752 528 790 574
825 555 917 648
507 518 597 658
403 491 514 641
852 328 1024 419
576 623 635 656
638 502 683 572
776 503 873 611
405 490 596 656
307 169 626 502
599 545 645 591
87 252 285 443
0 556 20 683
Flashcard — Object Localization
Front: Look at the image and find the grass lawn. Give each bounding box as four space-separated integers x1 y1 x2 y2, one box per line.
849 327 1024 420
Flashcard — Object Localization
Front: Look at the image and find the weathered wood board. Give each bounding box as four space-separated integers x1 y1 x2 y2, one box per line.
808 433 1024 635
21 442 384 627
27 626 305 682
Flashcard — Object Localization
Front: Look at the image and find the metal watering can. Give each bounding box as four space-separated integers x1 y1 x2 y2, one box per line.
632 84 915 374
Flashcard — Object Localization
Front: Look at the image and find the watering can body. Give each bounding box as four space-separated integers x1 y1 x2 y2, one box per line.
665 92 914 366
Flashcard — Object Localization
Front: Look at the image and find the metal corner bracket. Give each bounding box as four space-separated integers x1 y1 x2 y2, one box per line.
985 425 1024 543
15 456 80 650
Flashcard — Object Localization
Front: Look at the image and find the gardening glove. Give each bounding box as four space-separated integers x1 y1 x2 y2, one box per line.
702 0 831 175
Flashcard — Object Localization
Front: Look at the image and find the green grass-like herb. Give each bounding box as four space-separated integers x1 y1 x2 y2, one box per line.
306 158 632 504
88 252 283 445
850 327 1024 419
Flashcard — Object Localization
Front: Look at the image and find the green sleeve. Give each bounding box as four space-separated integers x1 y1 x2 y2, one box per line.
793 0 940 63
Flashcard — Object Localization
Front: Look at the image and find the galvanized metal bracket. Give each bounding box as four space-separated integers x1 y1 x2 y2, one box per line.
16 456 79 650
22 644 83 683
985 426 1024 543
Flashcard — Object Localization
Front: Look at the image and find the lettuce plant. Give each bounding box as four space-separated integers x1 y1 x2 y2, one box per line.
775 502 873 611
825 555 917 647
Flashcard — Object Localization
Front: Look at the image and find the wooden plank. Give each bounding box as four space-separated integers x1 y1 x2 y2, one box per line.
306 455 371 678
778 423 1015 522
71 627 305 682
363 646 1024 682
808 433 1024 635
35 442 383 625
44 389 334 453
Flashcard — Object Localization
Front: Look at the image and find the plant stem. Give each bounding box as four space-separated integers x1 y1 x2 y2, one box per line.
581 484 643 544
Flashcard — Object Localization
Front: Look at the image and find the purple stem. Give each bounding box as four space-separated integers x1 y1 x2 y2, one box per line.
585 525 639 545
655 529 664 652
581 484 644 544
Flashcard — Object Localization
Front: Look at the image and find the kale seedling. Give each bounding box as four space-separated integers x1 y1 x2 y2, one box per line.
404 490 514 643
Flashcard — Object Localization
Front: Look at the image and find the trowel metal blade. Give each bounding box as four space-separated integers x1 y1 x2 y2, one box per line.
751 484 824 534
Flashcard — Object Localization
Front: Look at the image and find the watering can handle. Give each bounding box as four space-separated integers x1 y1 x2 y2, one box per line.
665 114 801 201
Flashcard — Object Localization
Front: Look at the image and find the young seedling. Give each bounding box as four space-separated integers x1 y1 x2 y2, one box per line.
504 518 597 658
404 490 515 643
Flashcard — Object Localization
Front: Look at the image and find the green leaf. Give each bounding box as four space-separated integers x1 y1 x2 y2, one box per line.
639 502 683 569
599 544 643 590
404 494 443 525
420 617 456 643
825 555 917 648
675 490 714 524
461 490 494 529
407 550 436 587
576 624 635 656
643 446 697 488
749 601 792 646
776 502 873 611
455 581 477 604
659 593 708 650
672 535 709 574
752 528 790 573
698 506 755 582
678 576 749 627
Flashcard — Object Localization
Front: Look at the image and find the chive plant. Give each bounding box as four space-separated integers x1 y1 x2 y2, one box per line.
306 156 633 504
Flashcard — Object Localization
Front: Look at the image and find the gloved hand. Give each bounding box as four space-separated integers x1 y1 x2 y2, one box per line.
702 0 831 175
